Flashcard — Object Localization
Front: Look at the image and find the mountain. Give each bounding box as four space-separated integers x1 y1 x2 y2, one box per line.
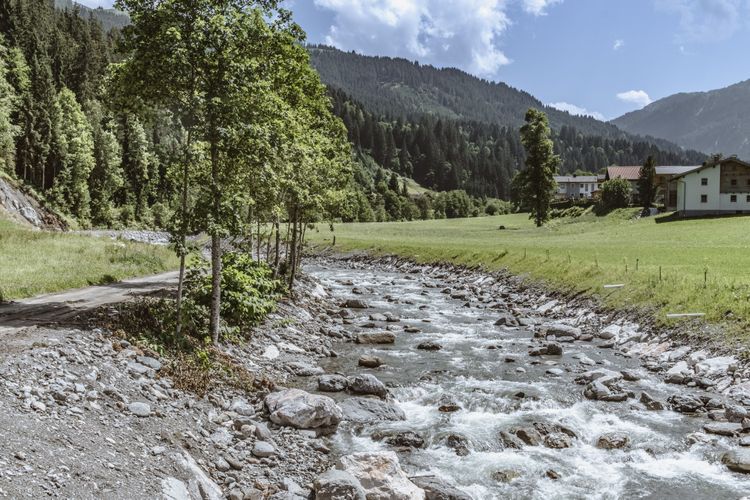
54 0 129 31
612 80 750 159
308 45 687 149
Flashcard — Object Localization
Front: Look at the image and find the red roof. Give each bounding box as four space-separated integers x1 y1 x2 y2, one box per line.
606 166 640 181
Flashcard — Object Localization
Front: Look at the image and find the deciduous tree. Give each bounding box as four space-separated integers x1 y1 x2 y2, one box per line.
519 108 560 226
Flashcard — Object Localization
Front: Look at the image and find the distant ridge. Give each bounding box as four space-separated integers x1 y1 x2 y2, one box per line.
54 0 130 31
612 80 750 159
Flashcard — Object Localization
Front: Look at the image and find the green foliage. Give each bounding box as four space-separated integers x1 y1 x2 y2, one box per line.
0 39 18 173
638 156 656 209
51 87 95 222
598 178 632 212
185 252 283 329
519 108 560 227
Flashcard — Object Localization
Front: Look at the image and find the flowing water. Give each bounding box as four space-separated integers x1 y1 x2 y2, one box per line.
305 261 750 499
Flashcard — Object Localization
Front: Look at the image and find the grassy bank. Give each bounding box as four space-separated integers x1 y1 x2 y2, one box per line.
0 219 178 300
309 210 750 338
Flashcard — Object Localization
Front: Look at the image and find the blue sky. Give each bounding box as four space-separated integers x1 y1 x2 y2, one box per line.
80 0 750 120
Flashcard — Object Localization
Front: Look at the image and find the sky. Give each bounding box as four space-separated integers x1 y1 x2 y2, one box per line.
79 0 750 121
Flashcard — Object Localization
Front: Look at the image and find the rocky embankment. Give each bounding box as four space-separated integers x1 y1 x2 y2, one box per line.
3 255 750 499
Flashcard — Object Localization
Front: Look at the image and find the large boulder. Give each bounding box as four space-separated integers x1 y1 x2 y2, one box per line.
664 361 691 384
357 332 396 345
318 374 349 393
695 356 737 378
338 452 425 500
722 449 750 473
343 299 369 309
264 389 343 430
348 374 388 399
596 432 630 450
667 394 704 413
340 397 406 424
314 470 367 500
540 322 582 339
409 476 471 500
494 314 519 328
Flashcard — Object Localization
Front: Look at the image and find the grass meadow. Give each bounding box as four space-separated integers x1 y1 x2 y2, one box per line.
309 209 750 339
0 219 178 300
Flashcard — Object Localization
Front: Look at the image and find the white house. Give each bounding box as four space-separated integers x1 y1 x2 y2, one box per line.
673 157 750 216
553 175 600 200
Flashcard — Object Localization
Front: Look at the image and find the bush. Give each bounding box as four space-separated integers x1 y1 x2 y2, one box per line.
185 252 284 330
598 178 631 212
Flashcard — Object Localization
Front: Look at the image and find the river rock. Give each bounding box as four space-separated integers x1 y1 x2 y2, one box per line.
621 369 641 382
338 452 426 500
314 470 367 500
373 430 425 449
369 313 388 322
513 427 542 446
340 397 406 424
596 432 630 450
128 402 151 417
639 392 665 411
443 434 470 456
541 323 582 339
722 449 750 473
344 299 369 309
494 314 519 327
545 343 563 356
252 441 276 458
695 356 736 378
667 394 704 413
265 389 343 430
584 380 627 402
703 422 743 436
357 332 396 345
726 404 749 423
318 374 349 392
492 469 521 483
409 475 471 500
665 361 691 384
598 324 620 340
358 355 383 368
287 361 325 377
229 398 255 417
417 342 442 351
498 431 525 449
544 433 572 449
438 395 461 413
348 374 388 399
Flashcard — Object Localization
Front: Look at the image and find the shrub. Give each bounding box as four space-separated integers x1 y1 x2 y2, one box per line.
185 251 284 329
598 178 631 212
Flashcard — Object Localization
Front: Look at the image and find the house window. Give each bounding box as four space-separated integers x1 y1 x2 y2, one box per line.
731 179 738 186
731 195 738 202
580 184 583 188
747 195 750 203
701 178 708 186
701 194 708 203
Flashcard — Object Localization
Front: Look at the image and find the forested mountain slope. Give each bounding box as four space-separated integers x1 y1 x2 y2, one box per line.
54 0 130 31
612 80 750 159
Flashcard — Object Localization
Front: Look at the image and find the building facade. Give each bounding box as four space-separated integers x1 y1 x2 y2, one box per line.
553 175 599 200
674 158 750 216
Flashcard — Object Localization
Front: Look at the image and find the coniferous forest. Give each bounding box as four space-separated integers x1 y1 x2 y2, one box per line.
0 1 707 233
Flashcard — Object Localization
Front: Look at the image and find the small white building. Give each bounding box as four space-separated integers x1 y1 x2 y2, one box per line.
673 157 750 216
553 175 600 200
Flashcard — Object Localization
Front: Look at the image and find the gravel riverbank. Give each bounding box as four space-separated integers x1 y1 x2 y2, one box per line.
2 254 750 498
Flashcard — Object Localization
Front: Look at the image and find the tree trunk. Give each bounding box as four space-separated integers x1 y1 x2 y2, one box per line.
209 141 222 344
175 128 192 338
288 208 298 290
273 220 281 277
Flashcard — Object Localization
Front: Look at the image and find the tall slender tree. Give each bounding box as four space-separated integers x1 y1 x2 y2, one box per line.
519 108 560 227
638 155 656 209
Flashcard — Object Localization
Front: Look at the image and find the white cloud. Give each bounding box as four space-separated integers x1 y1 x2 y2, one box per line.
549 102 605 121
521 0 563 15
656 0 749 42
314 0 566 77
616 90 653 108
613 39 624 50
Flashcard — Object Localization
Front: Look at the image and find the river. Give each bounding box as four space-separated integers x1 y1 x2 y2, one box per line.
303 259 750 499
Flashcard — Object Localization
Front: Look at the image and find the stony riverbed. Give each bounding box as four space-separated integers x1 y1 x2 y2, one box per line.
2 255 750 499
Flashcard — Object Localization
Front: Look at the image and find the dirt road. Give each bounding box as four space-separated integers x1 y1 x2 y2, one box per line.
0 271 178 334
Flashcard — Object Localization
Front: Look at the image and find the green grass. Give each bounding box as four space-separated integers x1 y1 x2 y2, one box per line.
310 209 750 340
0 218 178 300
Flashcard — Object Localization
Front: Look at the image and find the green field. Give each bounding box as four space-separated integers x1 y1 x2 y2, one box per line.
309 210 750 339
0 219 178 300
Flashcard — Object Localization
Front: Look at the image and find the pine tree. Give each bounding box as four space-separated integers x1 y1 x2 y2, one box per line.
51 87 95 221
638 155 656 209
519 108 560 227
0 38 18 172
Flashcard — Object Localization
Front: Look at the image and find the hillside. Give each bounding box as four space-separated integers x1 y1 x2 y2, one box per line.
612 79 750 159
54 0 129 31
310 45 689 151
